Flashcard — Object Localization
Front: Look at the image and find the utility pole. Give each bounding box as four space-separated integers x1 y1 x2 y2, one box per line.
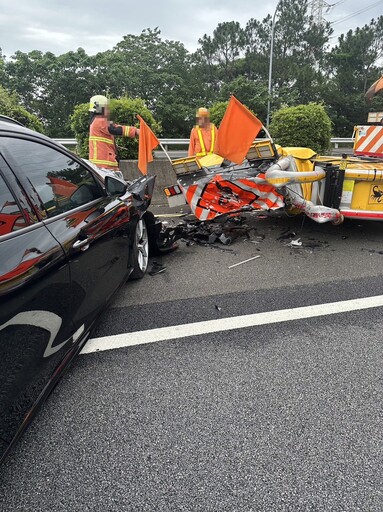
266 0 282 129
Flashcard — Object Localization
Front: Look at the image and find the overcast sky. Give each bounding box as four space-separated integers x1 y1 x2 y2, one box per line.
0 0 382 57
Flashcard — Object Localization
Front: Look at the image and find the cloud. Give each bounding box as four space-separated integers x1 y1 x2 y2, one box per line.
0 0 381 57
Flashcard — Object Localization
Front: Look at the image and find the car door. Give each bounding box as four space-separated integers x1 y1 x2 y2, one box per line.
0 157 73 451
1 136 133 336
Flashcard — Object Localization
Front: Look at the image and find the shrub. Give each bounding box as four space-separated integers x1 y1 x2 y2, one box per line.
269 103 332 154
70 97 161 160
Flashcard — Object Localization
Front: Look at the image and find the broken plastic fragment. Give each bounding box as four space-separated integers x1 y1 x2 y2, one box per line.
219 234 232 245
149 262 167 276
288 238 303 248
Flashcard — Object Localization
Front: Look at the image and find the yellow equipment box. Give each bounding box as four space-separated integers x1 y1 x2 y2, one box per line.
246 140 275 161
172 156 201 176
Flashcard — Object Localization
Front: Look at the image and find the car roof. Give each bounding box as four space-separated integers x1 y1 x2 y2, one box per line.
0 120 68 150
0 120 45 138
0 115 25 126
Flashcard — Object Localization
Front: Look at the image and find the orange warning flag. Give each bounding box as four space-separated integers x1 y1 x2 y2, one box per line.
137 115 160 175
218 96 263 164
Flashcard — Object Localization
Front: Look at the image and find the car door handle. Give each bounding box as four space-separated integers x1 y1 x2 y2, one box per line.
73 238 90 251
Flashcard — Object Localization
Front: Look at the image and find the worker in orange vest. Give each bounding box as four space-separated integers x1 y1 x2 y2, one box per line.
88 95 139 172
188 107 219 158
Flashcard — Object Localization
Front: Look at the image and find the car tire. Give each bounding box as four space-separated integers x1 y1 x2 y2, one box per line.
129 217 149 280
144 211 162 256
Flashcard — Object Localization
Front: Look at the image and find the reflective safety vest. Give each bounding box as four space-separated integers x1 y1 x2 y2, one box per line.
196 125 216 157
89 117 134 170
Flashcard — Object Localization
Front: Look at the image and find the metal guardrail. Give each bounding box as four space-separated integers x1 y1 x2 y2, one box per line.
54 138 78 145
54 138 191 146
54 137 355 146
331 137 354 149
54 137 355 156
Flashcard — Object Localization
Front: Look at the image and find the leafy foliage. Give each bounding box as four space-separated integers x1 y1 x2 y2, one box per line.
0 85 43 132
269 103 332 153
209 102 229 127
1 5 383 141
70 97 161 160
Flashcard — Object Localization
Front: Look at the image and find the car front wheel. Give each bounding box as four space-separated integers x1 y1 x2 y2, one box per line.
129 218 149 279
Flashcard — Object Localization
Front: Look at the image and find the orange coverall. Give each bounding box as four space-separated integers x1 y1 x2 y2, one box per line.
89 116 136 170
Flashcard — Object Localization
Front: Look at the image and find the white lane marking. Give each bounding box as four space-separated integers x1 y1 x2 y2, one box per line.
228 255 261 269
80 295 383 355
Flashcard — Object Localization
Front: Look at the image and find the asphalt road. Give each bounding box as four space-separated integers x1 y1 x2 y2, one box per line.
1 211 383 512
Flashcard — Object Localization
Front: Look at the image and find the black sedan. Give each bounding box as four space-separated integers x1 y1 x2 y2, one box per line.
0 117 158 463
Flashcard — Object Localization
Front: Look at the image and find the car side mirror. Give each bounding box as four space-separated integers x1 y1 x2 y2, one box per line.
105 176 128 197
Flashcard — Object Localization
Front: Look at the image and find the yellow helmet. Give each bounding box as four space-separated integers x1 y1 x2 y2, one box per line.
89 95 109 114
196 107 210 118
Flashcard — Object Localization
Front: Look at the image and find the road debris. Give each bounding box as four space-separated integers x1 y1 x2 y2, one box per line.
288 238 303 248
361 248 383 255
157 214 254 249
228 255 261 269
149 262 167 276
277 230 297 241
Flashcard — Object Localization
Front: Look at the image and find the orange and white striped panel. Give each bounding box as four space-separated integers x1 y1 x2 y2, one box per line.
354 126 383 157
180 175 284 221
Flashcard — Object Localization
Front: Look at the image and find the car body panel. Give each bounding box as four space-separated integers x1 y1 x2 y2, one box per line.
0 194 73 451
44 196 135 332
0 119 156 463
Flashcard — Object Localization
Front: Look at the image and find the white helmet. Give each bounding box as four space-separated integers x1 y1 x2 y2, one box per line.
89 95 109 114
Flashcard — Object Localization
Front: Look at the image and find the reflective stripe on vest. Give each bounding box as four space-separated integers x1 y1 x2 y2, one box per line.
89 136 114 145
89 158 118 167
123 126 132 137
196 125 215 157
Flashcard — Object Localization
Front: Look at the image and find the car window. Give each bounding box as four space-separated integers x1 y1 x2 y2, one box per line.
0 174 28 235
4 138 103 218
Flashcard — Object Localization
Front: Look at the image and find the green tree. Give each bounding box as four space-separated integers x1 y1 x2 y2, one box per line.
71 97 161 160
219 76 268 121
0 49 6 85
269 103 332 153
323 17 383 135
244 0 332 112
5 48 98 137
209 101 229 126
192 35 220 102
96 28 196 137
0 85 43 132
213 22 246 80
